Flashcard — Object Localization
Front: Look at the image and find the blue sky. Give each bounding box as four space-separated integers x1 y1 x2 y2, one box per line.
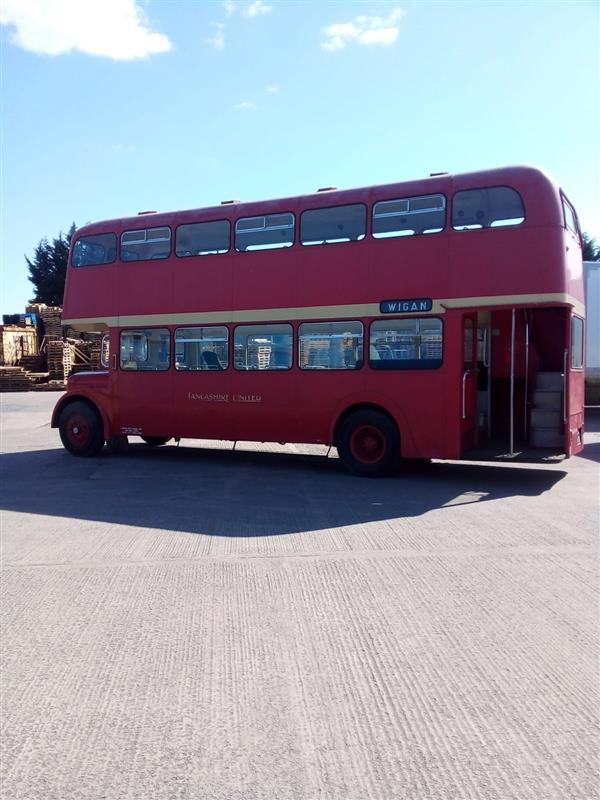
1 0 599 315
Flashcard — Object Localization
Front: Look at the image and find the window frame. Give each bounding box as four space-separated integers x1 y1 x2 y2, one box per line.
372 193 446 239
234 212 296 253
71 232 117 268
119 327 171 371
298 320 364 371
571 315 584 370
561 193 580 240
175 219 231 258
174 325 230 371
451 185 526 232
300 202 367 247
368 316 444 370
233 323 294 371
120 226 172 263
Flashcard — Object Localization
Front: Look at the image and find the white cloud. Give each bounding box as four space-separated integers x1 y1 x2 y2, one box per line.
266 84 279 93
208 22 225 50
321 8 405 52
222 0 236 16
234 101 258 110
0 0 172 60
246 1 271 18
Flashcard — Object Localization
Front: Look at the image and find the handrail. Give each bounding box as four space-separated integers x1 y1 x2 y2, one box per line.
462 368 478 420
563 349 568 423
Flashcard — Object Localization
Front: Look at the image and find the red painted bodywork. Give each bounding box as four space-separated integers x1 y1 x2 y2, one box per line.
54 166 585 459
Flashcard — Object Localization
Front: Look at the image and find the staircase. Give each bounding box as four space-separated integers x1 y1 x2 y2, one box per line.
529 372 564 449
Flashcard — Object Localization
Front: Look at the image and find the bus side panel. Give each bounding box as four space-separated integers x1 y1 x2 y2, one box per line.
63 264 118 325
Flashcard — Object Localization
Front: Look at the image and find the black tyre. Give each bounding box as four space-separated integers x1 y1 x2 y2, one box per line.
336 410 399 476
141 436 171 447
59 401 105 457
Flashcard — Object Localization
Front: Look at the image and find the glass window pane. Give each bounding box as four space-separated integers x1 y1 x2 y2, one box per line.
175 326 229 370
299 321 363 370
235 212 294 251
71 233 117 267
563 198 578 236
369 318 443 369
453 187 525 230
234 324 293 370
301 204 366 245
571 316 584 369
120 328 170 371
176 220 230 256
121 227 171 261
373 194 445 239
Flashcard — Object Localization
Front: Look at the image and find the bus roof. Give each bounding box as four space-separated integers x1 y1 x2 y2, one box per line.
75 165 558 237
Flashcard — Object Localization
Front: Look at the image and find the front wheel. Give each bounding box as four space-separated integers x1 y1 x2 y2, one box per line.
336 410 399 476
59 401 105 457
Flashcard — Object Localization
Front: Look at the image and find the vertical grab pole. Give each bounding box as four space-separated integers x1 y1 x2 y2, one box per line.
523 311 529 440
509 308 516 457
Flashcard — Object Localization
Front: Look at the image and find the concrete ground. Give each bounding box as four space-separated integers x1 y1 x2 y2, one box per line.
1 392 598 800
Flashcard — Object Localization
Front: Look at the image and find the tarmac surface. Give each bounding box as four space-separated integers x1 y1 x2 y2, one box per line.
1 392 598 800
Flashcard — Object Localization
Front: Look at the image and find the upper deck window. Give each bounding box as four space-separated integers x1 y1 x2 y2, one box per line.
373 194 445 238
176 220 230 256
121 226 171 262
562 196 579 237
71 233 117 267
235 213 294 252
301 204 366 246
452 187 525 230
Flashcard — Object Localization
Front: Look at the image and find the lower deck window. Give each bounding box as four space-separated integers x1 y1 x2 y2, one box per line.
299 321 363 369
120 328 170 370
571 316 584 369
370 318 443 369
234 324 293 370
175 326 228 370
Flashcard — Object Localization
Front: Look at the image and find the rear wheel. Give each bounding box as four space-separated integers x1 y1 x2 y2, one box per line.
336 410 399 476
59 401 104 457
141 436 171 447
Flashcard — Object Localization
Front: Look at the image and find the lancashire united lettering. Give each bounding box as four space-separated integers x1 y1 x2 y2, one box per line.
380 298 433 314
188 391 262 404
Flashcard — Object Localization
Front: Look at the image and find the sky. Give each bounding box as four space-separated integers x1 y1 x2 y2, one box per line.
1 0 599 315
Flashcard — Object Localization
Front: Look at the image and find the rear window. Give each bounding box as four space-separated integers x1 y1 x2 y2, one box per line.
72 233 117 267
452 187 525 230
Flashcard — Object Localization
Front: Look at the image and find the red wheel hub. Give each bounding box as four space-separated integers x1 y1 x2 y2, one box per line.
66 414 90 447
349 425 386 464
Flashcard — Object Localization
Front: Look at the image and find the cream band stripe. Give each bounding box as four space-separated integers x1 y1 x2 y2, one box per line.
63 293 585 329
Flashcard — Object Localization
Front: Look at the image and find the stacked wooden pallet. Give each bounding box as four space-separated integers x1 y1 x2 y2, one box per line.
40 307 63 339
69 338 102 372
47 340 72 381
0 366 32 392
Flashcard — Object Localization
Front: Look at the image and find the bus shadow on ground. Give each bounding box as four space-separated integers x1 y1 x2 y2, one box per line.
0 444 568 537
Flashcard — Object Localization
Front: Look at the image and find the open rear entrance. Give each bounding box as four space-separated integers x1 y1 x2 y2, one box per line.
463 306 581 462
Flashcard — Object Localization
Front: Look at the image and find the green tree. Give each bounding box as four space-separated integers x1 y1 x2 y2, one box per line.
26 223 76 306
582 232 600 261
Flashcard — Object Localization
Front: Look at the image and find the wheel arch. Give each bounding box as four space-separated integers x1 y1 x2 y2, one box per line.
51 394 110 439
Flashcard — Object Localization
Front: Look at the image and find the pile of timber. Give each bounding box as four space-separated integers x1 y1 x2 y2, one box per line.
0 366 32 392
69 337 102 373
40 307 63 339
18 354 45 372
46 340 72 381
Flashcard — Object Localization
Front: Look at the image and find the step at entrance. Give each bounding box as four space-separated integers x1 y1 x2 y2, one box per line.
529 371 564 450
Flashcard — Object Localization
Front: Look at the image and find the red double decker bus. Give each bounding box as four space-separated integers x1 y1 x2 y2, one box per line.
52 166 585 474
